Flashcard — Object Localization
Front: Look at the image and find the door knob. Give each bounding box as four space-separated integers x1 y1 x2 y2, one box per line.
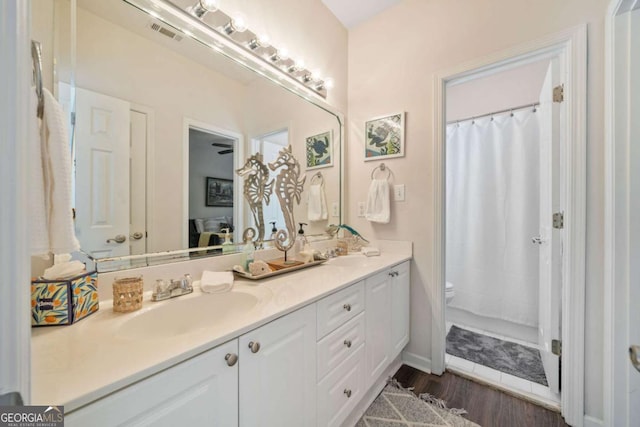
106 234 126 244
248 341 260 353
531 236 543 245
130 232 144 240
629 345 640 373
225 353 238 366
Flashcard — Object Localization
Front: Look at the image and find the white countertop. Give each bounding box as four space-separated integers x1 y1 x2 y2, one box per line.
31 241 412 412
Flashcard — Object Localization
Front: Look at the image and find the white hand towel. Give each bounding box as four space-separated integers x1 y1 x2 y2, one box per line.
37 89 80 255
365 179 390 223
200 271 234 293
307 182 328 221
29 88 50 256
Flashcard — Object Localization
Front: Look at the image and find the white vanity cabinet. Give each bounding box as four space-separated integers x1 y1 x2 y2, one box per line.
238 303 317 427
365 261 411 389
65 339 239 427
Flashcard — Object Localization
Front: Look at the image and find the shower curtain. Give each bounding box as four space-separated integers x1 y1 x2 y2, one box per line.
446 110 540 327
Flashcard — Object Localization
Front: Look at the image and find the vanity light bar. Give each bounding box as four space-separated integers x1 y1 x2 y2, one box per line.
122 0 329 99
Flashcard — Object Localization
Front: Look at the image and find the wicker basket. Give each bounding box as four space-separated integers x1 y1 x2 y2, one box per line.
112 276 144 313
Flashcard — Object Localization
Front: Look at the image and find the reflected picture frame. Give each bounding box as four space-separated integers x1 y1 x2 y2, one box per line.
364 112 405 161
306 130 333 170
205 177 234 207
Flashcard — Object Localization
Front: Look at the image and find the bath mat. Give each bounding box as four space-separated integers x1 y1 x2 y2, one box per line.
446 325 548 386
357 379 478 427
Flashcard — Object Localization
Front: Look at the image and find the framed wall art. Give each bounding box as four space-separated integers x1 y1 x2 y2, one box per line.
364 112 405 160
305 130 333 169
205 177 234 207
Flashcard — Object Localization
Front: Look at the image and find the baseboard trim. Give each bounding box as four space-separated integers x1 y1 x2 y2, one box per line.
401 351 432 374
583 415 603 427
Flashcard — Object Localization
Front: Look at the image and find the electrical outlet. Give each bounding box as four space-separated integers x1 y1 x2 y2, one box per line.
331 202 339 217
357 202 365 217
394 184 406 201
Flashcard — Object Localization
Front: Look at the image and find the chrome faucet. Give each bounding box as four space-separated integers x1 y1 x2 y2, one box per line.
152 274 193 301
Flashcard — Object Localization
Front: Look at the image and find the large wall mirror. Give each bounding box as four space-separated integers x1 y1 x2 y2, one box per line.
33 0 343 272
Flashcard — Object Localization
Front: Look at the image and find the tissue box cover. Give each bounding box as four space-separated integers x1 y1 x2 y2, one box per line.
31 271 99 326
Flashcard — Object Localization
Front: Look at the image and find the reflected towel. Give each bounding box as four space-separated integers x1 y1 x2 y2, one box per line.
200 271 234 293
307 183 328 221
29 88 49 255
34 89 80 255
365 179 390 223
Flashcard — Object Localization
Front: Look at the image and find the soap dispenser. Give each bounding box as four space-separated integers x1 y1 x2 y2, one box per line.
291 223 308 261
269 222 277 240
241 236 255 271
221 228 233 253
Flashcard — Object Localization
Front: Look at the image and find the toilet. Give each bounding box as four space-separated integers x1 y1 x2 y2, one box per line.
445 281 455 305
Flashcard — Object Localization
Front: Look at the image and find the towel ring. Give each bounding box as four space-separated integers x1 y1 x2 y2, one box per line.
371 163 391 180
310 172 324 185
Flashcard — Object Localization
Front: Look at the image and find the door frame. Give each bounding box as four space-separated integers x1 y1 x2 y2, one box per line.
604 1 640 426
431 25 587 426
0 0 31 404
182 118 244 248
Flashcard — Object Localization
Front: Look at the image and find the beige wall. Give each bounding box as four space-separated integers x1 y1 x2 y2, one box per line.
347 0 608 419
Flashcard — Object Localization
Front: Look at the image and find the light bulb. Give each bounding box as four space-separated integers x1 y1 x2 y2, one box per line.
311 69 321 81
294 58 305 69
324 78 334 89
257 34 270 48
200 0 218 11
232 15 247 32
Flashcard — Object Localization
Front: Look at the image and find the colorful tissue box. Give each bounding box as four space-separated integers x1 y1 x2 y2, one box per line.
31 271 99 326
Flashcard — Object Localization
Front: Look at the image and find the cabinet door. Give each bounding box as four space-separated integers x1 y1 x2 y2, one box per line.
66 340 239 427
239 304 316 427
365 270 392 389
391 261 411 357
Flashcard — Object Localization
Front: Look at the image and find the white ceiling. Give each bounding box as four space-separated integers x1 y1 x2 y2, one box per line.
321 0 402 29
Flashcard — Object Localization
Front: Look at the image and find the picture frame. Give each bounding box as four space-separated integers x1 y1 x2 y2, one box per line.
305 130 333 170
364 112 405 161
205 177 234 207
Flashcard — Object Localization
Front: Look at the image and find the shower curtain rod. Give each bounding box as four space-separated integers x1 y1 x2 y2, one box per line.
446 102 540 125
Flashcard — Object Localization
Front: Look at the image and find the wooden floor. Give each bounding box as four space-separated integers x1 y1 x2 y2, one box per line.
394 365 570 427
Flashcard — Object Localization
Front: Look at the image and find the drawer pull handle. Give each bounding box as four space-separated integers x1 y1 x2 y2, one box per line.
343 303 352 312
344 389 352 398
344 340 352 348
225 353 238 366
248 341 261 353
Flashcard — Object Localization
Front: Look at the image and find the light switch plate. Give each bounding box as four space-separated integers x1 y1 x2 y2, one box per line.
331 202 339 217
357 202 365 217
394 184 406 201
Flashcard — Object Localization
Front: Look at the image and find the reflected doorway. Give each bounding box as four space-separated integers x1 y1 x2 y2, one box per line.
187 127 238 250
251 129 288 238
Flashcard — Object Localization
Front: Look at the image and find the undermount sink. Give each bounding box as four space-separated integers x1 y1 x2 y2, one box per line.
116 291 259 341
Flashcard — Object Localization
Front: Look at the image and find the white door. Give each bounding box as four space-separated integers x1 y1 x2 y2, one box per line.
129 109 147 255
365 270 392 389
628 6 640 421
74 87 130 258
65 340 239 426
239 304 316 427
390 261 411 357
537 60 562 395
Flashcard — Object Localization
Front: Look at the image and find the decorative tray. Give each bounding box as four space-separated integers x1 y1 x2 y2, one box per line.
232 258 327 281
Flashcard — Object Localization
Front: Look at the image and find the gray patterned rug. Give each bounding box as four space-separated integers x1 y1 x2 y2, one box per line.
358 381 478 427
446 325 548 386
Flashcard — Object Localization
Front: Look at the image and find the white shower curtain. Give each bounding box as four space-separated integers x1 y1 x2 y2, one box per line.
446 110 540 327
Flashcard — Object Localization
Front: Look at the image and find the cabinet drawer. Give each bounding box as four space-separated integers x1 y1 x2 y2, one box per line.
317 281 364 339
317 344 365 427
317 312 365 381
